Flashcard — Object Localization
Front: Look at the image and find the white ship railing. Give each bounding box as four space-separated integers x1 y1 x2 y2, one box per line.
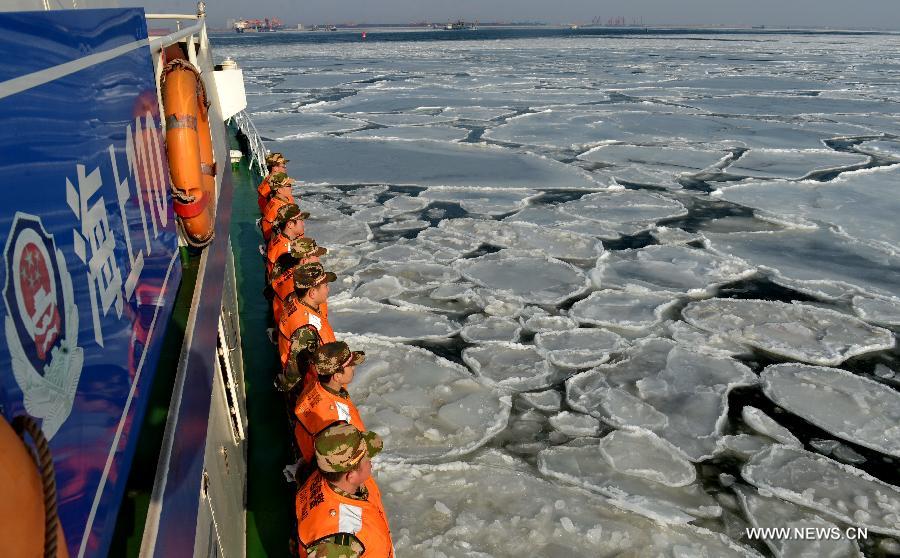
230 110 268 174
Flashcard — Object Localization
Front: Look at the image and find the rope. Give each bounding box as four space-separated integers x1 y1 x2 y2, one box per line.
12 415 59 558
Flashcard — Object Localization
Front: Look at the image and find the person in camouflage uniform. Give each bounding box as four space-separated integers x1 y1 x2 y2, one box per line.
296 423 393 558
266 203 310 275
270 237 327 320
257 152 288 213
261 172 297 241
292 341 367 470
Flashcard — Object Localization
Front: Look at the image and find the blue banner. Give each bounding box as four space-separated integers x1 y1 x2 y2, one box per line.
0 8 180 558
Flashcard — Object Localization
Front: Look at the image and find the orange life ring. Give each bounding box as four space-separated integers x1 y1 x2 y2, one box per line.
0 415 68 558
161 48 216 247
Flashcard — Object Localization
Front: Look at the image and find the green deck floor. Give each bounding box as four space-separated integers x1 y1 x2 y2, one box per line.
229 145 294 558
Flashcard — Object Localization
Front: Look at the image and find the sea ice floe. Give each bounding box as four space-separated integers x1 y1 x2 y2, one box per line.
418 187 540 216
665 320 751 357
591 244 754 296
352 276 406 301
276 72 373 90
682 299 895 366
462 342 557 392
304 213 372 245
537 436 720 523
354 261 461 291
517 390 562 412
740 406 802 448
379 218 430 232
390 289 482 316
455 251 590 306
734 485 863 558
347 125 470 142
328 298 460 342
360 112 457 127
348 337 510 461
365 243 432 263
569 290 679 331
352 205 390 224
547 411 601 437
534 328 628 369
714 166 900 254
715 434 774 460
277 137 601 189
321 244 363 273
249 111 367 139
742 444 900 536
558 190 688 235
379 460 759 557
685 94 900 117
566 338 758 460
438 218 603 261
519 312 579 334
762 363 900 457
704 229 900 300
460 315 521 343
851 295 900 327
383 194 430 215
440 106 516 121
650 226 705 245
723 149 868 180
504 206 623 240
580 143 729 188
856 139 900 160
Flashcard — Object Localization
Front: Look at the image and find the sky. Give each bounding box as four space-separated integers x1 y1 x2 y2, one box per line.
123 0 900 30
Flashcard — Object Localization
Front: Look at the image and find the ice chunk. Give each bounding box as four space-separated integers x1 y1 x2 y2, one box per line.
599 429 696 487
537 442 719 523
379 461 756 556
441 106 516 121
455 251 589 306
547 411 601 437
504 206 622 239
278 136 601 189
852 295 900 327
518 390 562 412
321 244 363 273
857 139 900 160
665 320 752 357
418 187 540 216
715 434 773 460
462 342 556 392
567 339 758 460
328 298 460 342
439 218 603 261
365 243 432 263
580 143 729 188
569 290 679 331
348 337 510 461
348 125 470 142
355 261 461 291
460 315 521 343
651 226 705 246
305 213 372 245
741 406 802 448
352 205 390 224
742 445 900 536
353 276 406 300
683 299 895 366
714 166 900 254
520 313 579 334
762 363 900 457
591 245 754 296
473 289 526 318
249 111 366 139
705 229 900 301
534 328 628 369
724 149 868 180
379 218 430 232
558 190 688 235
734 485 863 558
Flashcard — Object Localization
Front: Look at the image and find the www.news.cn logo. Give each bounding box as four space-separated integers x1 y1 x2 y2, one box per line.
746 527 869 540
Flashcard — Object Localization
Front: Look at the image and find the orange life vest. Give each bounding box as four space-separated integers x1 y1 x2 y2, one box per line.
296 472 394 558
294 382 365 464
271 265 296 321
261 193 295 242
278 297 335 367
257 176 272 213
266 232 295 276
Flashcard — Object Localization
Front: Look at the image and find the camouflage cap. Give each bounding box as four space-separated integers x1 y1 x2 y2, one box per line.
315 422 383 473
265 152 288 169
289 237 327 260
314 341 366 376
270 172 295 189
293 262 337 290
274 203 310 228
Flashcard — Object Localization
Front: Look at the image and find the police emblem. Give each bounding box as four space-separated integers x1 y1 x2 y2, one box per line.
3 213 83 440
